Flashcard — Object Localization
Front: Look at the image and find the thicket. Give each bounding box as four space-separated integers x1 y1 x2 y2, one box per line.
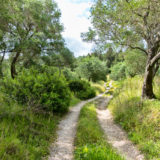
69 80 96 100
63 67 79 81
0 91 60 160
1 66 71 113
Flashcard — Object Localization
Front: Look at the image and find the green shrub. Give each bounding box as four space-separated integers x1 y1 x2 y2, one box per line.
68 80 84 93
69 80 96 100
1 66 71 113
110 62 126 81
63 68 79 81
77 88 96 100
0 94 61 160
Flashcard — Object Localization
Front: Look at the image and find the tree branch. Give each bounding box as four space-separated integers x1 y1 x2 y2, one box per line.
153 61 160 77
128 45 148 55
119 42 148 55
151 52 160 66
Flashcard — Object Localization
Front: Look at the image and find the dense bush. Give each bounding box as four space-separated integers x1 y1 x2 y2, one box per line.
69 80 96 100
1 66 71 113
63 67 79 81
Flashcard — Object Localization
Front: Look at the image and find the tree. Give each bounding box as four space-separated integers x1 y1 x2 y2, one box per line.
110 62 126 81
41 46 75 75
0 42 6 77
76 57 107 82
85 0 160 99
105 47 116 68
125 50 147 77
0 0 64 78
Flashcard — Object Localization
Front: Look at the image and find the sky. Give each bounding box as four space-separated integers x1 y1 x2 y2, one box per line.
55 0 93 57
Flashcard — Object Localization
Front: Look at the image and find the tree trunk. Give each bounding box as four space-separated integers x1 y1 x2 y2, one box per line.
142 55 156 99
11 52 20 79
0 64 3 77
0 50 6 77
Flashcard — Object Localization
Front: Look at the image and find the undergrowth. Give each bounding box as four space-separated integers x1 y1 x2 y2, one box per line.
74 103 124 160
108 76 160 160
0 92 58 160
70 95 81 107
91 81 106 95
0 91 82 160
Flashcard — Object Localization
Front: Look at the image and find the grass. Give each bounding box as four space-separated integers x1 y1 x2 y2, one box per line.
108 76 160 160
90 81 106 95
74 103 124 160
0 92 61 160
0 90 82 160
70 95 81 107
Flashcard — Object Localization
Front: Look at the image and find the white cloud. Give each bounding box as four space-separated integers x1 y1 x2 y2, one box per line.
55 0 93 57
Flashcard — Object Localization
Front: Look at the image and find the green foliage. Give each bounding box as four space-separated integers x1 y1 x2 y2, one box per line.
76 57 107 82
0 91 60 160
91 81 106 95
77 88 96 100
125 50 147 77
110 62 126 81
87 0 160 53
0 0 65 77
69 80 96 100
105 48 116 68
108 77 160 159
1 66 71 113
42 48 75 69
74 103 124 160
84 0 160 99
63 67 79 81
70 95 81 107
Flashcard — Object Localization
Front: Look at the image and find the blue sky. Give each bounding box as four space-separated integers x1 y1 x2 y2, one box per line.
55 0 93 57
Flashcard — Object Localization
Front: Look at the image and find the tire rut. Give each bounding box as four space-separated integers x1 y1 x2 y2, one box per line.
48 94 104 160
96 97 144 160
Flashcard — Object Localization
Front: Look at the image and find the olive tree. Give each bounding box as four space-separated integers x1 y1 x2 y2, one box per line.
76 57 107 82
0 0 64 78
85 0 160 99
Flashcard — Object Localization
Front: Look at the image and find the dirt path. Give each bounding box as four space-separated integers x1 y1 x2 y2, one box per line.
96 97 144 160
48 94 104 160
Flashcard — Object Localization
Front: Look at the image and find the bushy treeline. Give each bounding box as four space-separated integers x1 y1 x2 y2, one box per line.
86 48 147 81
0 0 103 115
1 67 71 113
70 48 147 81
0 66 97 113
109 50 147 81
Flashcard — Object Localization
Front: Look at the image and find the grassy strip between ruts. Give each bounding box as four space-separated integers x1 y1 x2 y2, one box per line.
108 76 160 160
74 102 124 160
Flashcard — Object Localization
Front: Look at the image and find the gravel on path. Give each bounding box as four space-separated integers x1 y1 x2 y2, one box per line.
96 97 144 160
48 93 104 160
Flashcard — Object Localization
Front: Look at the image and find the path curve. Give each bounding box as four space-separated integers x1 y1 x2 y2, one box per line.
96 97 144 160
48 93 104 160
